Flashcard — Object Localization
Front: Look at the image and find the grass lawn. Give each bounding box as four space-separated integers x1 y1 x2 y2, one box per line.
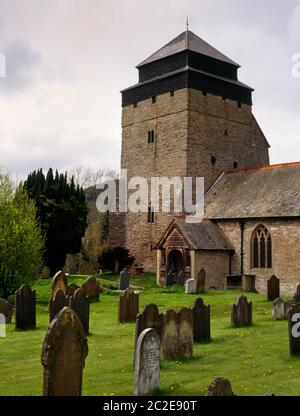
0 272 298 396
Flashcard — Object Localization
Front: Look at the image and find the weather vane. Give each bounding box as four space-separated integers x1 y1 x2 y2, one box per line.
186 16 189 31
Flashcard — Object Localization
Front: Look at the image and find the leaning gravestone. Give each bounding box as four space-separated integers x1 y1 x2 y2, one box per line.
50 270 68 301
166 271 174 287
134 328 160 396
231 295 252 327
67 283 80 298
118 288 139 323
192 298 211 343
15 285 36 329
177 271 185 286
272 297 285 320
69 288 90 334
293 284 300 304
0 299 13 323
161 308 193 360
41 307 88 396
267 275 280 302
185 279 195 294
206 377 235 396
287 303 300 355
82 277 101 301
195 269 206 293
120 268 130 291
49 289 68 322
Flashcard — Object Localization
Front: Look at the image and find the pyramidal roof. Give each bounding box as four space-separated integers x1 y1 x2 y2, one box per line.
137 30 239 68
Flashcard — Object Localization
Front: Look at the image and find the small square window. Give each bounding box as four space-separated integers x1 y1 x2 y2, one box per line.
224 129 228 136
133 102 137 108
170 91 174 97
152 96 156 104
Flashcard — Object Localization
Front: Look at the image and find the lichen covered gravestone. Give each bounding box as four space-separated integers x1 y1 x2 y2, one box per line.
15 285 36 329
231 295 252 327
0 299 13 323
195 269 206 293
267 275 280 302
82 277 101 301
192 298 211 343
272 297 285 320
287 303 300 355
49 289 68 322
41 307 88 396
120 268 130 291
134 328 160 396
118 288 139 323
50 270 68 300
206 377 235 396
69 288 90 334
185 279 195 294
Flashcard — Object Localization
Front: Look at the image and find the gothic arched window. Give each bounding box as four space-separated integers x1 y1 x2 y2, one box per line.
251 225 272 268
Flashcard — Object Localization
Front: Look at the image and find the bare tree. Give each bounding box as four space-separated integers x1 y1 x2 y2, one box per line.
68 166 119 189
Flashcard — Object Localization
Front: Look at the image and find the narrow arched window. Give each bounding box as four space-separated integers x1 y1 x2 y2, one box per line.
251 225 272 268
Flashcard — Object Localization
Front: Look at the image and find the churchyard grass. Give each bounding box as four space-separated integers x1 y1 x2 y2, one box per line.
0 273 299 396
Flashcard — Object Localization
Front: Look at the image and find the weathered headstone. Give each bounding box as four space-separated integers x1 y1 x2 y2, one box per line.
118 288 139 323
285 300 294 319
15 285 36 329
267 275 280 302
166 271 174 287
293 284 300 304
0 313 5 337
120 268 130 291
49 289 68 322
177 271 185 286
287 303 300 355
50 270 68 301
0 299 12 324
206 378 235 396
69 288 90 334
41 307 88 396
161 308 193 360
231 295 252 327
272 297 285 320
134 328 160 396
185 279 195 294
242 274 256 292
192 298 211 342
82 277 101 301
67 283 80 298
195 269 206 293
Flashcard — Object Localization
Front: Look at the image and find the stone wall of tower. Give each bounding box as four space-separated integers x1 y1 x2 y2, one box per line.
187 89 270 191
120 88 270 272
121 89 189 270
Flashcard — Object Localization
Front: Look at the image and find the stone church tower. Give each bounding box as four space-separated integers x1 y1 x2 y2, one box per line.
120 30 270 271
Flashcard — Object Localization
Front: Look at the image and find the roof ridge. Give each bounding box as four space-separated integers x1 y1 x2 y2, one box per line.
225 161 300 175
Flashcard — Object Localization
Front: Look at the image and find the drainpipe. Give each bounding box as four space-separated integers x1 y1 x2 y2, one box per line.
239 220 245 276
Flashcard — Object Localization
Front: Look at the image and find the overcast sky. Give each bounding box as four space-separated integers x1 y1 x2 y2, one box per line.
0 0 299 178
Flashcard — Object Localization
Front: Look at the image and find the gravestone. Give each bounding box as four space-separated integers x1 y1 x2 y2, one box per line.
50 270 68 301
82 277 101 301
267 275 280 302
49 289 68 322
192 298 211 342
166 271 174 287
67 283 80 298
293 284 300 304
272 297 285 320
120 268 130 291
185 279 195 294
177 271 185 286
206 378 235 396
15 285 36 329
118 289 139 323
134 328 160 396
69 288 90 334
242 275 256 292
285 300 294 319
161 308 193 360
231 295 252 327
287 303 300 355
41 307 88 396
195 269 206 293
0 299 12 323
0 313 5 337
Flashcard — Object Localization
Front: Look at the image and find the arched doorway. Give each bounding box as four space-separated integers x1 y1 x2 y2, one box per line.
168 250 184 282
